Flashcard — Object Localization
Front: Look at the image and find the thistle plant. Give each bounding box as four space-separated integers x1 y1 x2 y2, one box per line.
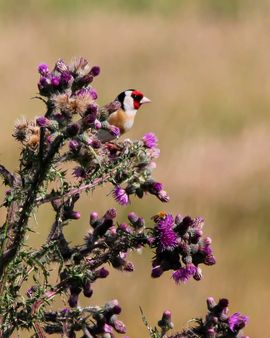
0 57 249 337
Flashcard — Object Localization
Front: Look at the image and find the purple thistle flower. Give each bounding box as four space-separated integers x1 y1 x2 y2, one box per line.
186 263 197 275
143 132 158 148
228 312 249 332
113 186 129 206
38 63 49 76
156 214 177 250
172 263 197 284
172 268 189 283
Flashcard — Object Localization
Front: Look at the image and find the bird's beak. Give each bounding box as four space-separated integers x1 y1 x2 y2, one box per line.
140 96 151 105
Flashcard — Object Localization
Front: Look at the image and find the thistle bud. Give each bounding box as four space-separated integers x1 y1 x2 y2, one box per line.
83 281 93 298
38 63 49 76
66 123 80 137
151 266 163 278
90 66 101 77
36 116 50 127
96 267 109 278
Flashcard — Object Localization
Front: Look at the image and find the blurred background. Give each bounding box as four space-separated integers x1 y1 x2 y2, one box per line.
0 0 269 336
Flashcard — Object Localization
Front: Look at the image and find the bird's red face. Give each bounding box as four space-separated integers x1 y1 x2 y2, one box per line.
117 89 151 112
131 90 148 110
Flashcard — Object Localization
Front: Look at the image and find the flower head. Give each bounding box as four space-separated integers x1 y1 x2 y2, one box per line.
143 132 158 148
113 186 129 206
228 312 249 332
156 214 177 250
172 264 197 284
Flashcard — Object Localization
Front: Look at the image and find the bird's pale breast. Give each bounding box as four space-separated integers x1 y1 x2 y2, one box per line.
108 109 135 134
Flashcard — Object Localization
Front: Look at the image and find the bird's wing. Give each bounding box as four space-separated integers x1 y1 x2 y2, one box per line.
96 129 115 143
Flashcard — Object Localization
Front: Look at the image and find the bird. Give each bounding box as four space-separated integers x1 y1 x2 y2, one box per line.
97 89 151 142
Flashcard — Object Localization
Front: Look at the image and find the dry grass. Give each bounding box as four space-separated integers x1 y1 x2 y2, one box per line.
0 4 269 337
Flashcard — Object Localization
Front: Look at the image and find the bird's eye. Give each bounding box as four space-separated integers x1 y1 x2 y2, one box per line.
132 94 142 101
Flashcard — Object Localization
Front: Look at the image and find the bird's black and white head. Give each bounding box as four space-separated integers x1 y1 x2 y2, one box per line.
116 89 151 114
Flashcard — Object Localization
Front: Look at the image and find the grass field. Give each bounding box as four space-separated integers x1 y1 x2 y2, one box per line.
0 1 269 337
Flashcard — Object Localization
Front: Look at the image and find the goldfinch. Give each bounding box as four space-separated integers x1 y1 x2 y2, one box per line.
97 89 150 142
